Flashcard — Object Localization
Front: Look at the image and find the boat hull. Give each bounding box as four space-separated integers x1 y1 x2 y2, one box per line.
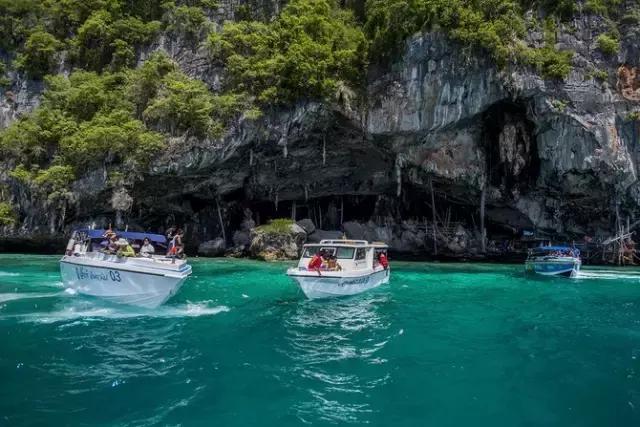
287 268 390 299
60 259 189 308
525 259 581 278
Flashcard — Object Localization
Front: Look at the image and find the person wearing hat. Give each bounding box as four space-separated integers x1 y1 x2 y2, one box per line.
116 238 135 257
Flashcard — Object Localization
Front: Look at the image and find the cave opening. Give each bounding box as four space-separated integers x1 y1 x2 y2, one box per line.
482 100 540 192
249 194 380 229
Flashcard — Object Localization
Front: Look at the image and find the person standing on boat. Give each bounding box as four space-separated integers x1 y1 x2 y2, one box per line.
378 252 389 270
167 228 185 259
103 234 119 254
140 237 155 258
308 250 325 275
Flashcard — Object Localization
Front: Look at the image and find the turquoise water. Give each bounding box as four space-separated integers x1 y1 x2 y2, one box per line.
1 255 640 426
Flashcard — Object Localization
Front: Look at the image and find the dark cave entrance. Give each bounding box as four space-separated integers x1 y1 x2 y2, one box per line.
482 100 540 192
250 195 380 229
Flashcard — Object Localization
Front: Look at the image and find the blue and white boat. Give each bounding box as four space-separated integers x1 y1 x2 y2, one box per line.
525 246 581 278
59 229 192 308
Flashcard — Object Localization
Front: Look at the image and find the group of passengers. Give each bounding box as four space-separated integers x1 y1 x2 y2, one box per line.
100 228 185 259
307 249 389 274
307 250 343 273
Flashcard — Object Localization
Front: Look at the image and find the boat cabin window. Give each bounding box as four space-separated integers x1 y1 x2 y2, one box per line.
302 246 320 257
302 246 356 259
355 248 367 260
336 247 355 259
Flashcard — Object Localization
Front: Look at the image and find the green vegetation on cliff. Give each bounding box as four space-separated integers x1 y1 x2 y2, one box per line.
0 202 17 226
255 218 295 235
0 53 230 191
208 0 367 107
0 0 637 223
364 0 576 77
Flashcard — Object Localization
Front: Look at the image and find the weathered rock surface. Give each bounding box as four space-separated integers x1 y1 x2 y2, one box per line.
198 238 227 257
249 223 306 261
3 3 640 260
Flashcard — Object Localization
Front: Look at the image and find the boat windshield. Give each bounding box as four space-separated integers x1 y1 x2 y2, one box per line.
531 247 579 257
302 246 356 259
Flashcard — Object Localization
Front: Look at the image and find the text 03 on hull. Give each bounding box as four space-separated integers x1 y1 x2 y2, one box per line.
287 239 390 299
60 229 192 308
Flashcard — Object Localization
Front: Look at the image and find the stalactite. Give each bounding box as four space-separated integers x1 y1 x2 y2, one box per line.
396 156 402 197
322 135 326 166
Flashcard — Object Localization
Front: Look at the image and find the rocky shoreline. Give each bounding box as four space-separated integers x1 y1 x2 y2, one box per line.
0 216 624 266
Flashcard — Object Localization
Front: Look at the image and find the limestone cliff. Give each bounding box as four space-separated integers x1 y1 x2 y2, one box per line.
1 1 640 259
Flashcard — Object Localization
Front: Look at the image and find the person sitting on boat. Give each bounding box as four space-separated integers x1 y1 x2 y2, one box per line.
116 238 136 257
308 250 325 275
140 237 155 258
378 252 389 270
326 255 342 271
102 234 119 254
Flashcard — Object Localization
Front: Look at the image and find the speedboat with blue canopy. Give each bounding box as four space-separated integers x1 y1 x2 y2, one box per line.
525 245 581 278
59 229 192 308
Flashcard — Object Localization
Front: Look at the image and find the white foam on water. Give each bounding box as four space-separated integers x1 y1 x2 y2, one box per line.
0 292 63 303
19 301 230 324
0 271 20 277
576 270 640 280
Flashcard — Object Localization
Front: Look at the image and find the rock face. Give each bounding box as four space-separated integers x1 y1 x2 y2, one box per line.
2 3 640 258
249 223 306 261
198 238 226 257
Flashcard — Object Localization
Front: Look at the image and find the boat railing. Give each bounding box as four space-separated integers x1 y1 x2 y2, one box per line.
318 240 369 245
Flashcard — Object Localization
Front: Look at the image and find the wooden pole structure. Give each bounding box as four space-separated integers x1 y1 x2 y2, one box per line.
340 196 344 226
480 185 486 253
616 200 621 265
322 135 326 166
429 176 438 255
216 198 226 244
291 200 297 221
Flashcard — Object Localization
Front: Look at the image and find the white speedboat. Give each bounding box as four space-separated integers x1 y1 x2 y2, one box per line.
287 240 390 299
59 229 192 308
525 246 581 278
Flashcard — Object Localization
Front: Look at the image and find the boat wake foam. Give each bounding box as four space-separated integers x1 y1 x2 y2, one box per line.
575 270 640 280
0 291 64 303
16 301 230 324
0 271 20 277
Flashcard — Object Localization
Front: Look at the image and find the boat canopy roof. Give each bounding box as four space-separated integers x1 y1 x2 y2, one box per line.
535 246 574 251
74 229 167 244
305 239 388 248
